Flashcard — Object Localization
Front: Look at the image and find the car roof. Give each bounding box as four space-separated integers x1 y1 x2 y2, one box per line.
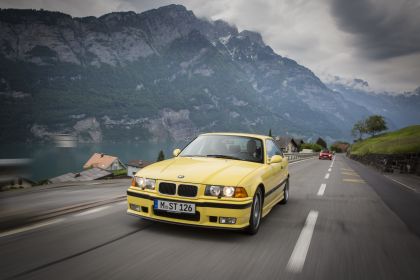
200 132 272 140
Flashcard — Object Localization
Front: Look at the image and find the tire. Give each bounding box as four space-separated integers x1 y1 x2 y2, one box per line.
246 188 263 235
280 177 289 205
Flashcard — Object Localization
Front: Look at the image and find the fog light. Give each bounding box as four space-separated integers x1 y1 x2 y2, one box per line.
219 217 237 224
129 203 141 212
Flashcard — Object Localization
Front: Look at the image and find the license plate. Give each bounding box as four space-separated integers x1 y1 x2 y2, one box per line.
154 200 196 214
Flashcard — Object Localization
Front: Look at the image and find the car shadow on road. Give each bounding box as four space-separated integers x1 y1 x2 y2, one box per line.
140 219 264 243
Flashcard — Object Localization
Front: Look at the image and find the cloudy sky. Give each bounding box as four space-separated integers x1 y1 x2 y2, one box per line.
1 0 419 92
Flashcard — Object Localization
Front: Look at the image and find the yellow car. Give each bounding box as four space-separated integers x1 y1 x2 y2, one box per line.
127 132 289 234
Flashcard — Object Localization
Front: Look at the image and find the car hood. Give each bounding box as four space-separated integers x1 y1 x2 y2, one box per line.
136 157 261 186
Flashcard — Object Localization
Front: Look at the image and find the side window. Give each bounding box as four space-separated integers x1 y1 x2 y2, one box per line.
266 140 282 159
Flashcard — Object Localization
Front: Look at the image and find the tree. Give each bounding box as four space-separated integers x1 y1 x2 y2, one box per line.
268 129 272 137
351 120 367 140
157 150 165 162
330 141 350 153
316 137 327 148
301 143 323 152
365 115 387 136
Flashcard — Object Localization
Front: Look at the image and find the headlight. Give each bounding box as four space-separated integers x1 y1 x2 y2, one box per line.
207 185 222 196
223 186 235 197
205 186 248 198
134 177 155 190
144 178 156 190
136 177 145 187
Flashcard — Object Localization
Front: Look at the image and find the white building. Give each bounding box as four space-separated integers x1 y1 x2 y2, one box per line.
127 160 152 177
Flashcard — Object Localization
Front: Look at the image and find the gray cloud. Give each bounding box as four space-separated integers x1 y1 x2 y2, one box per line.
0 0 419 92
330 0 420 59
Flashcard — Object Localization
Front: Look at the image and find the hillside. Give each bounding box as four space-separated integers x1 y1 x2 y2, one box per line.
350 125 420 155
0 5 418 144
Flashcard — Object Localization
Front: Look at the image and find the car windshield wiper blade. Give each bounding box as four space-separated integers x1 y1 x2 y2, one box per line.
205 154 242 160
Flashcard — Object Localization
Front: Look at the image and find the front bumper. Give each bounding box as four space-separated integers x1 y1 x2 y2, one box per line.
126 188 253 229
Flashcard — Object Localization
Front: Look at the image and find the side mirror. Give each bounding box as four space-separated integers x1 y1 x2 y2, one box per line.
269 155 283 164
173 148 181 157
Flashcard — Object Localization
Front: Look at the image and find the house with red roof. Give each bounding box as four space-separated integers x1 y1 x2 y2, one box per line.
83 153 126 171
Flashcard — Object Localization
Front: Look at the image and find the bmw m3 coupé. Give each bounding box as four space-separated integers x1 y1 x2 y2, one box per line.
127 132 290 234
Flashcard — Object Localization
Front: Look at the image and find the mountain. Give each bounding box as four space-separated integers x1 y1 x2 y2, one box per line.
326 77 420 130
0 5 418 144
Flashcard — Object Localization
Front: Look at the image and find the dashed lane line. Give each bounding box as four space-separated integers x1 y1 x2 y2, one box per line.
328 168 332 172
324 173 330 179
286 210 319 273
317 184 326 196
329 156 336 168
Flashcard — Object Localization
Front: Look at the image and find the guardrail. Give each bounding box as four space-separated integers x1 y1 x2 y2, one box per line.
284 152 318 162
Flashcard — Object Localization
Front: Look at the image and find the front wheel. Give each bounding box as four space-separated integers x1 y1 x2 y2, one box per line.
280 177 289 205
246 188 263 235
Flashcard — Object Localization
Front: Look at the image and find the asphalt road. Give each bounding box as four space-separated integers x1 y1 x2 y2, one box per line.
1 155 420 280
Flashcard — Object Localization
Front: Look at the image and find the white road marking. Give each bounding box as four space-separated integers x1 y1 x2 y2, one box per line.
0 218 65 238
329 156 335 168
328 168 332 172
325 173 330 179
74 206 110 217
385 176 417 192
343 178 365 183
341 171 360 177
317 184 326 196
289 157 316 165
286 210 319 273
341 168 353 171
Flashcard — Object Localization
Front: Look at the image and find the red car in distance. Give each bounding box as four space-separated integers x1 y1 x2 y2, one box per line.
319 149 333 160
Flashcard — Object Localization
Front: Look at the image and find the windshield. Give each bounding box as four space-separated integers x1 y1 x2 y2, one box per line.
180 135 264 163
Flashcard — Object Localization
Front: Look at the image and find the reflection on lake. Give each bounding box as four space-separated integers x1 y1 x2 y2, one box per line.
0 142 182 182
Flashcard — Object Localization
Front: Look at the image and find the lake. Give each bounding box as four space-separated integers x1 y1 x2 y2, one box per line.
1 142 183 182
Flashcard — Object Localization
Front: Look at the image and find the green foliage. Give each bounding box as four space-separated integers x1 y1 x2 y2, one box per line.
112 169 127 176
316 137 327 148
157 150 165 162
350 125 420 155
365 115 387 136
351 115 387 140
351 119 367 140
330 141 350 153
301 143 323 152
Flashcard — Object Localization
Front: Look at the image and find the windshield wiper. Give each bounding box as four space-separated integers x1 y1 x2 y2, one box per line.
205 154 242 160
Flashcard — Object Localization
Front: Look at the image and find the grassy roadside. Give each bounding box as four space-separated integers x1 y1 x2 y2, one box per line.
112 169 127 176
350 125 420 155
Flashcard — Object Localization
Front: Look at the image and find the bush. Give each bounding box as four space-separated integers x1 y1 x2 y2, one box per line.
112 169 127 176
301 143 323 152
